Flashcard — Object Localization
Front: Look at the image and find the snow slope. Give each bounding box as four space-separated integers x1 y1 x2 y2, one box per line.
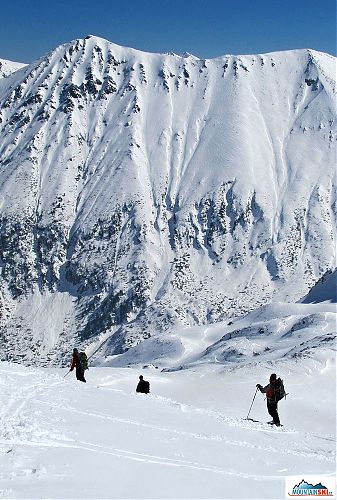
302 269 337 304
0 36 336 364
0 59 26 79
102 301 336 370
0 357 335 499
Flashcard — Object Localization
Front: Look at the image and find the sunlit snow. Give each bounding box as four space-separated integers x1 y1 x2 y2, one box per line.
0 352 335 499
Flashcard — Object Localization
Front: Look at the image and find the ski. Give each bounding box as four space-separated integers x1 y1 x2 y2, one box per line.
243 418 283 427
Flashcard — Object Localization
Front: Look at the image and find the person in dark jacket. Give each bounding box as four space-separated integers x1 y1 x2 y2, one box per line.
70 348 86 383
256 373 280 426
136 375 150 394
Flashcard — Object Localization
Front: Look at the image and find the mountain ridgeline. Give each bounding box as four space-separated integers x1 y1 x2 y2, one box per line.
0 36 336 365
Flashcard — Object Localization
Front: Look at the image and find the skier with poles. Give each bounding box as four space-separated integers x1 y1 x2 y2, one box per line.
69 348 88 383
245 373 286 426
256 373 286 426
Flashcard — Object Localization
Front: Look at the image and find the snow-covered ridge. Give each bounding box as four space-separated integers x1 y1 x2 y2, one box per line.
104 300 336 369
0 58 27 79
0 36 336 366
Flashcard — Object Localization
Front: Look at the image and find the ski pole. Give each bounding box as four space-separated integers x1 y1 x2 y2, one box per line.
246 387 258 420
63 370 71 378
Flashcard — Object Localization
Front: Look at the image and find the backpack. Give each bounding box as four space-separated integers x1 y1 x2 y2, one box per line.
144 381 150 394
78 352 88 370
275 378 286 401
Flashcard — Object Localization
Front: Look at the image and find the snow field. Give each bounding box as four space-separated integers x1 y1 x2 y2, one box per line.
0 358 335 499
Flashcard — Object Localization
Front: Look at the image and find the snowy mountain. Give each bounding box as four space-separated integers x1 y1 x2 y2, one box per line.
0 36 336 365
0 58 27 79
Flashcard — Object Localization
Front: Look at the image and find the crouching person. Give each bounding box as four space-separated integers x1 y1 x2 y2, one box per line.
136 375 150 394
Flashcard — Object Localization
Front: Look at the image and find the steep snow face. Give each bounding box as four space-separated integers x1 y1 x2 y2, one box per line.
302 269 337 303
0 58 27 79
0 36 336 365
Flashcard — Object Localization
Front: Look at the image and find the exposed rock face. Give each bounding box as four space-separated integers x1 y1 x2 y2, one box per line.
0 36 336 365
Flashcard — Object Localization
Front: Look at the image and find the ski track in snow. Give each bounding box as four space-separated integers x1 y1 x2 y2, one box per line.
24 389 335 465
36 401 333 464
0 363 335 500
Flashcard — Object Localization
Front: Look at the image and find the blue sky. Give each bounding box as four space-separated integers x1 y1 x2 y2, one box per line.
1 0 336 63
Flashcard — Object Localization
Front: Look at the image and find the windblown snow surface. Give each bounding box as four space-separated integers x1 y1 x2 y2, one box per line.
0 301 336 499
